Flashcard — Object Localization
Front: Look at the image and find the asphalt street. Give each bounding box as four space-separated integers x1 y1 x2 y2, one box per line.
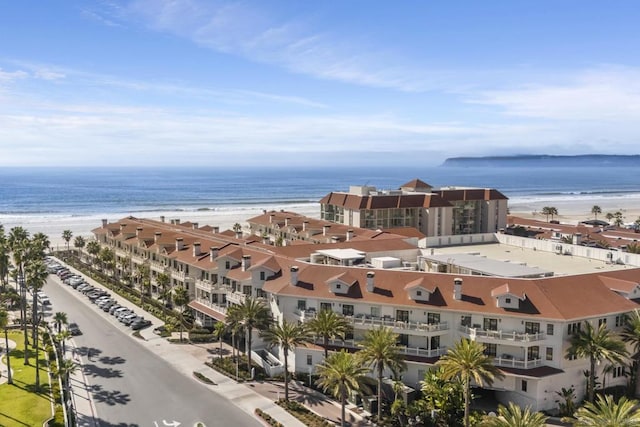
43 275 260 427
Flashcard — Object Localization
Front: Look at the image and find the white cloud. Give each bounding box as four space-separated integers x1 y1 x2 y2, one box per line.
0 68 28 83
470 66 640 121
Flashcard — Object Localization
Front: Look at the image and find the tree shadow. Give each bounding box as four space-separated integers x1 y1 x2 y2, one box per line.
83 364 123 379
0 411 31 427
99 355 126 365
76 346 103 360
208 347 230 357
77 413 139 427
91 388 132 406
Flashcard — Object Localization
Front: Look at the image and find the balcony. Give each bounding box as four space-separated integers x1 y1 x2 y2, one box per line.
347 314 449 336
171 270 189 280
459 325 546 344
493 355 543 370
195 278 214 291
195 298 228 315
150 261 168 272
294 308 318 322
317 338 446 360
226 292 247 305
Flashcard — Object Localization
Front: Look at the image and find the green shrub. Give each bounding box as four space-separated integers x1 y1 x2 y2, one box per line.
276 400 333 427
255 408 284 427
193 371 215 385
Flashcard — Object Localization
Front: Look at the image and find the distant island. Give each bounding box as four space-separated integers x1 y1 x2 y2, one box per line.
441 154 640 167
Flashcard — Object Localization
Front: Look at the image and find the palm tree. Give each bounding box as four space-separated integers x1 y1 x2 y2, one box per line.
135 262 150 307
571 394 640 426
86 240 101 267
54 311 68 334
591 205 602 221
172 285 190 342
62 229 73 253
481 402 547 427
73 236 86 259
566 321 627 403
235 297 271 373
621 309 640 394
0 309 13 384
56 358 79 398
437 338 504 427
307 309 351 359
32 232 50 256
56 329 72 354
316 350 372 427
99 247 115 276
613 211 625 228
26 258 47 389
0 232 9 290
213 321 226 360
225 304 243 378
541 206 559 222
358 327 407 421
261 319 312 400
8 227 30 362
155 272 170 309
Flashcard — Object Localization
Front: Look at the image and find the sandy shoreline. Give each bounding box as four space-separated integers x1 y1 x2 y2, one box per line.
3 195 640 248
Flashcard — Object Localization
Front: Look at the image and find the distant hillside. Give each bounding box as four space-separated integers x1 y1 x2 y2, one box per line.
442 154 640 167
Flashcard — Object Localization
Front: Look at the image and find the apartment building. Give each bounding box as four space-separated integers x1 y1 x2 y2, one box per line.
319 178 508 237
92 215 640 412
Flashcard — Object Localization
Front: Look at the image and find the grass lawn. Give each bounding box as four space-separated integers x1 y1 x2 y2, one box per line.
0 330 53 427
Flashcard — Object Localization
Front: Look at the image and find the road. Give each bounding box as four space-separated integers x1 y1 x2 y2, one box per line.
43 274 260 427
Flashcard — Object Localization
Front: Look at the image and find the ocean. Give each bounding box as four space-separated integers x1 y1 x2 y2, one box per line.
1 165 639 242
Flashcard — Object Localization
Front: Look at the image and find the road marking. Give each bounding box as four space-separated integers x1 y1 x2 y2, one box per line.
153 421 181 427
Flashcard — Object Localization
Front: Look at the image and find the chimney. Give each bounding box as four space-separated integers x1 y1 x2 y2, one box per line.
193 242 201 257
572 233 582 245
242 255 251 271
154 232 161 243
212 226 220 234
160 215 165 223
210 247 219 262
175 219 180 225
323 225 331 236
346 229 354 241
101 219 108 228
136 226 143 237
262 235 270 245
175 237 184 251
285 217 291 226
192 223 199 230
170 219 175 225
366 271 375 292
331 236 340 243
269 214 275 224
290 266 299 285
453 277 463 300
235 229 242 239
303 221 309 231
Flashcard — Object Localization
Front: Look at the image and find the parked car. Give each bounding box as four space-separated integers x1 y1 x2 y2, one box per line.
68 322 82 336
131 319 152 330
121 313 138 325
109 305 123 315
102 301 116 311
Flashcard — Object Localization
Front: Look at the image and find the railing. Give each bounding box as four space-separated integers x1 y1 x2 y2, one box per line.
459 325 546 343
293 309 318 322
226 292 247 305
251 349 284 377
171 270 189 280
317 338 447 359
149 261 168 271
493 356 543 369
195 278 214 291
347 314 449 333
194 299 228 315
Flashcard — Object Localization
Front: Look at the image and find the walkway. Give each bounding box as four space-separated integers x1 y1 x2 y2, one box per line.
0 337 17 385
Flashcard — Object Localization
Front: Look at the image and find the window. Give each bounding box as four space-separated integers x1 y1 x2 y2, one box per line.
568 322 582 335
521 380 528 392
505 297 511 304
483 318 498 331
370 306 381 317
336 283 341 290
484 343 497 357
547 324 554 336
613 366 626 378
430 336 440 350
225 261 230 269
320 302 332 312
342 304 354 316
397 334 409 346
306 355 312 366
599 318 607 327
416 290 422 296
427 313 441 325
527 346 540 360
396 310 409 322
525 322 540 334
297 300 306 311
567 353 578 361
460 315 472 327
260 271 266 281
546 347 553 361
615 315 626 327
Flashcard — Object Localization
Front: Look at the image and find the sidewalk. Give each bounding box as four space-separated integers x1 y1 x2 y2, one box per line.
66 341 99 427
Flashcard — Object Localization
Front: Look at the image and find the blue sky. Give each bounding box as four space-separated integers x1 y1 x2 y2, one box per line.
1 1 639 167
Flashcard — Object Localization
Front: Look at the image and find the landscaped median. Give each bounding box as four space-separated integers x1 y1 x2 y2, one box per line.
0 330 55 427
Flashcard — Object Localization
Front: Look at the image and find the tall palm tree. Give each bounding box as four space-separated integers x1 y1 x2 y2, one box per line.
62 229 73 253
261 319 312 400
307 309 351 359
32 233 50 257
316 350 372 427
481 402 547 427
591 205 602 221
0 309 13 384
155 272 170 309
225 304 245 378
73 236 86 259
172 285 190 342
358 327 406 421
26 258 47 389
566 321 627 403
56 358 79 398
56 329 72 354
8 227 30 362
0 232 9 290
571 394 640 426
621 309 640 395
235 297 271 373
437 338 504 427
135 262 150 307
541 206 559 222
86 240 101 267
54 311 68 334
213 321 226 360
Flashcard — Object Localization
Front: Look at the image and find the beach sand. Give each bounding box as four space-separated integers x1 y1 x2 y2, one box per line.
4 195 640 248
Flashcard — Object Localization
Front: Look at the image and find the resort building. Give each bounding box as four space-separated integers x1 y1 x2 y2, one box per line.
319 178 508 237
90 209 640 413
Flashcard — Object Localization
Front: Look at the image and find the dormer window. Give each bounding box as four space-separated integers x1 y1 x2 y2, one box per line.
336 283 341 289
505 298 511 304
417 290 422 296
